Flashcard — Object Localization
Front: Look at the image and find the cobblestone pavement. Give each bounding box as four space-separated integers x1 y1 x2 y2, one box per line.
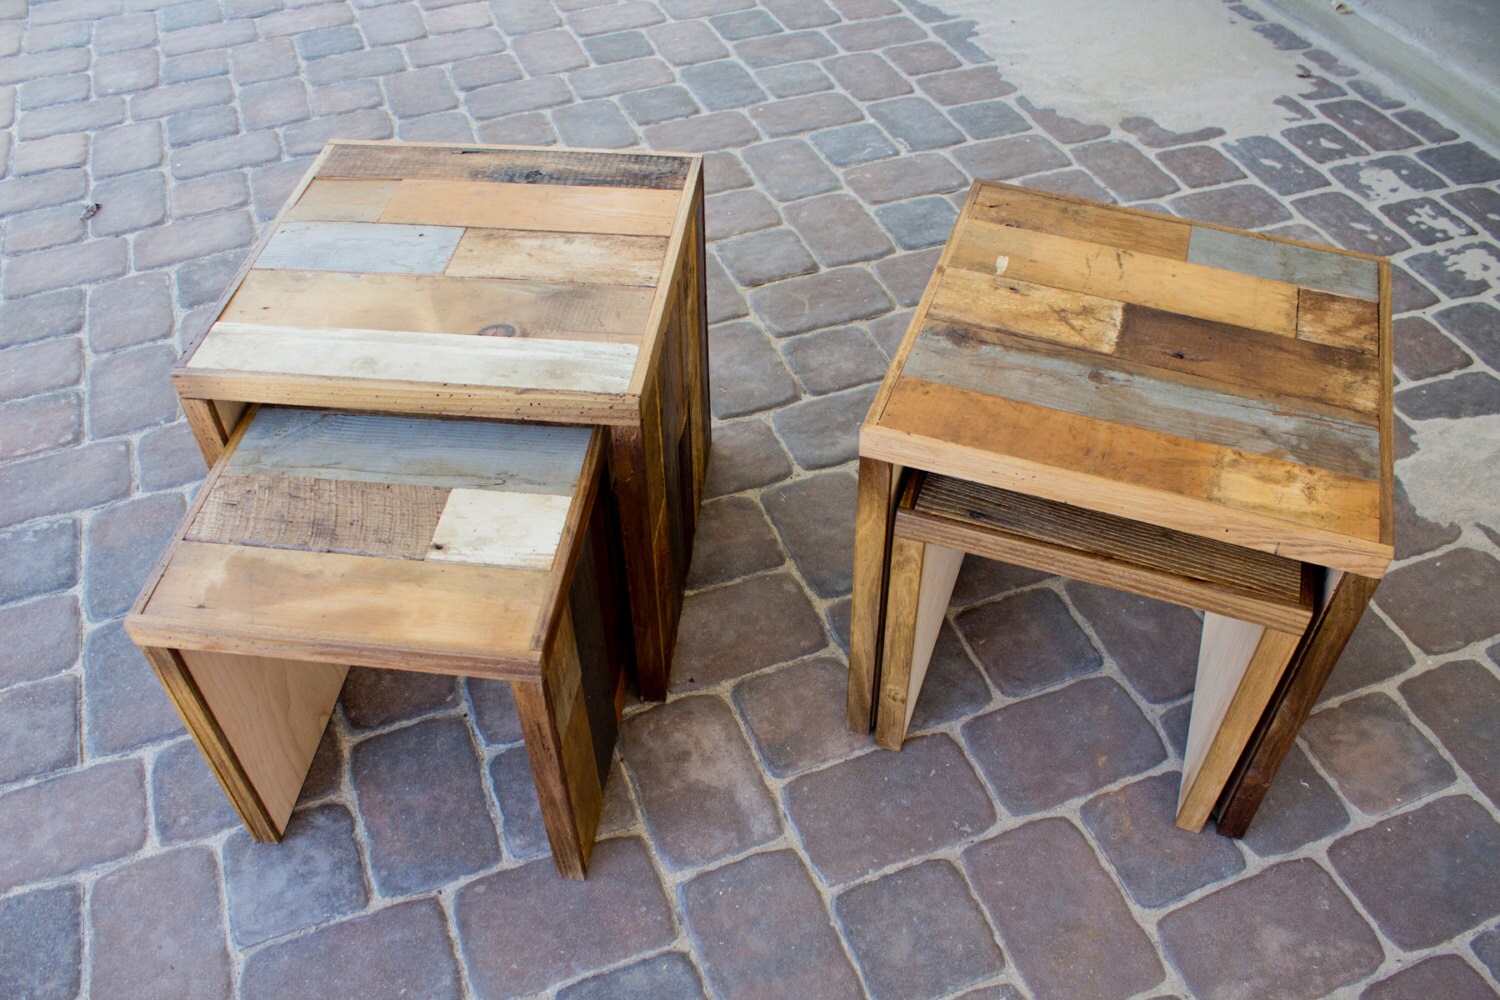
3 0 1500 996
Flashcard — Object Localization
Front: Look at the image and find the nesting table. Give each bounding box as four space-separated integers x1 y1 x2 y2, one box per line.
848 180 1394 834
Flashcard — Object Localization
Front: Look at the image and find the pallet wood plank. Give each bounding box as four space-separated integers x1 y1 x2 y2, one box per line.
224 270 654 344
285 179 400 222
1297 289 1381 354
949 218 1301 337
428 489 574 570
905 322 1382 481
228 408 590 494
259 220 464 275
320 141 692 190
447 229 668 287
1187 225 1379 301
381 179 681 237
1115 304 1381 423
971 184 1191 259
188 475 449 560
190 323 640 396
927 270 1124 354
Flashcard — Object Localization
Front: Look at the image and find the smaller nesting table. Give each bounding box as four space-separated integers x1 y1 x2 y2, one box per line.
127 407 631 878
849 180 1395 834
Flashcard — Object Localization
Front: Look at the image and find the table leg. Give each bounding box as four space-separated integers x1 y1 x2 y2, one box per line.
875 536 964 750
1216 570 1380 836
848 456 901 733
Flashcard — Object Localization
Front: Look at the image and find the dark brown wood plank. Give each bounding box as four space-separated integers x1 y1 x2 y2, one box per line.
1297 288 1380 355
320 142 691 190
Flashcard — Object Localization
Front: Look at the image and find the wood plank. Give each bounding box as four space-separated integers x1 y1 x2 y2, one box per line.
870 378 1391 575
320 141 693 190
1115 304 1381 423
428 489 574 570
875 535 963 750
189 323 640 396
224 270 654 344
848 456 901 733
1187 225 1379 301
949 218 1301 337
905 322 1382 481
180 649 345 839
133 541 550 675
1297 289 1380 355
447 229 668 287
228 408 590 494
908 474 1313 629
259 220 464 275
971 184 1191 259
381 179 681 237
927 270 1124 354
285 179 399 222
188 474 449 560
1177 617 1301 831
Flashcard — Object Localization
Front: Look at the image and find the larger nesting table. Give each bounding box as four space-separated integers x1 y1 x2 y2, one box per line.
849 180 1395 833
171 141 707 700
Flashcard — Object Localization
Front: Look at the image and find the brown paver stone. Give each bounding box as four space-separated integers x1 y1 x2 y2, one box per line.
1361 954 1498 1000
1302 692 1456 815
1065 581 1198 704
0 884 80 1000
954 588 1101 697
1402 659 1500 807
686 495 785 588
733 655 871 777
1378 548 1500 654
1238 745 1350 858
557 951 708 1000
670 571 826 690
0 758 146 892
765 470 856 598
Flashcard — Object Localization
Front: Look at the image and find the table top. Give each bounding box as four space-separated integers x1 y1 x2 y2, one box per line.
863 180 1394 578
128 406 602 677
174 140 701 426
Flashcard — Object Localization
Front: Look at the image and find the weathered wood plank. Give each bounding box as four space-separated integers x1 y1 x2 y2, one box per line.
905 322 1382 480
1187 226 1379 300
320 142 693 190
1115 304 1381 423
259 220 464 275
224 270 653 344
447 229 668 287
971 184 1192 259
190 323 640 395
188 474 449 559
228 408 591 494
381 179 681 237
428 489 574 570
1297 289 1380 355
949 218 1301 337
285 179 400 222
927 269 1124 354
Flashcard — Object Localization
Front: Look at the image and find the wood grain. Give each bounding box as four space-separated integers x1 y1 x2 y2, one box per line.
224 270 655 344
190 323 640 395
258 220 464 274
285 179 399 222
448 229 668 287
949 218 1301 337
927 269 1124 353
1297 289 1380 354
428 489 574 570
875 533 963 750
319 141 693 190
972 184 1191 259
1187 225 1379 301
848 456 901 733
380 179 681 236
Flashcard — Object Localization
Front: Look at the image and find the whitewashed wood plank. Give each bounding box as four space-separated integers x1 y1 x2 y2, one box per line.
1187 227 1378 301
427 489 574 569
229 407 591 494
259 220 464 275
190 323 639 395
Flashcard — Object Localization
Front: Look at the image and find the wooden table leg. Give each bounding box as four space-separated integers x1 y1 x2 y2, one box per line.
1216 570 1380 836
848 456 901 733
875 534 963 750
139 646 346 842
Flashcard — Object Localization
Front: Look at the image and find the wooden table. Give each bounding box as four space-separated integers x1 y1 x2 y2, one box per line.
128 407 630 878
170 141 708 700
848 180 1394 834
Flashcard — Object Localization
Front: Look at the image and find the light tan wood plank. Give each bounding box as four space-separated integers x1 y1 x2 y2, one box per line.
972 184 1192 259
380 179 681 237
259 221 464 274
876 536 963 750
1177 617 1301 831
319 141 693 190
223 270 654 344
927 270 1124 354
949 218 1301 337
428 489 574 570
189 323 639 396
188 474 449 560
134 541 550 674
180 649 345 838
285 179 400 222
1188 225 1379 300
448 229 668 287
1297 289 1380 355
1115 304 1381 423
